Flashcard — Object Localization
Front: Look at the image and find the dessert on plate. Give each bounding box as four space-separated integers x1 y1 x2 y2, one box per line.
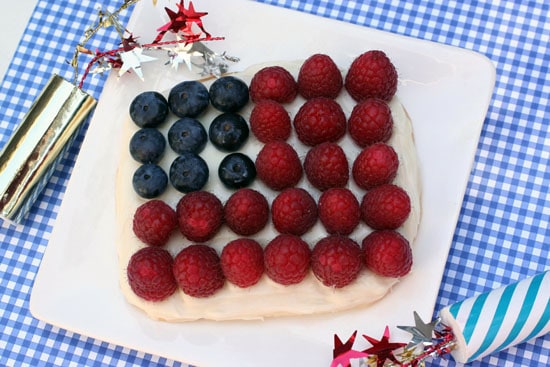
115 51 422 321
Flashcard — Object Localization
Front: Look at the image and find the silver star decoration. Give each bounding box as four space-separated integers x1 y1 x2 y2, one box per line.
164 38 201 71
397 311 439 348
118 47 157 80
90 57 113 75
188 42 239 77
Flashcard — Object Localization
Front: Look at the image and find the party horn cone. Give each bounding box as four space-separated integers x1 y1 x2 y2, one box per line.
439 270 549 363
0 75 96 223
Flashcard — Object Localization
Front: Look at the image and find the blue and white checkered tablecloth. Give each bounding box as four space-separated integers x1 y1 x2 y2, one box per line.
0 0 548 366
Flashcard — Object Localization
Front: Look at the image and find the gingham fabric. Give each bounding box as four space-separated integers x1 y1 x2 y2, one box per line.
0 0 548 366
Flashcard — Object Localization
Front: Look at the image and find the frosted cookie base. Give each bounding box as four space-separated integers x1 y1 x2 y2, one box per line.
115 61 422 321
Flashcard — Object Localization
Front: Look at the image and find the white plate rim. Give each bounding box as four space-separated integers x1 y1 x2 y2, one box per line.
29 1 496 366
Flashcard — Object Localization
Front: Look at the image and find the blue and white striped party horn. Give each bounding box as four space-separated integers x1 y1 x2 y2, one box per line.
439 270 549 363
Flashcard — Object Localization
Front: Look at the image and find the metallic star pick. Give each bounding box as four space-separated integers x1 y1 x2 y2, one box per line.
163 37 201 71
89 53 122 76
194 47 231 77
397 311 438 348
118 47 157 80
90 61 113 75
334 330 358 359
331 350 369 367
362 326 406 367
155 0 209 43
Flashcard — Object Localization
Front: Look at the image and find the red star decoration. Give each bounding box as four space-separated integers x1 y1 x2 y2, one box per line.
362 326 406 367
105 54 123 69
180 1 209 34
434 323 454 339
154 0 210 43
332 331 372 367
121 34 139 51
333 330 357 359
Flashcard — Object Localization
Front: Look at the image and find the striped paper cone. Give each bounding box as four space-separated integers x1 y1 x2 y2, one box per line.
439 270 549 363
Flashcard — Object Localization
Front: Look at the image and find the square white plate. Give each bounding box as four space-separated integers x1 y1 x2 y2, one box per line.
30 1 495 366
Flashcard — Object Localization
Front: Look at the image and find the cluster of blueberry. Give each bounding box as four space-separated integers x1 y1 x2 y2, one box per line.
129 76 254 198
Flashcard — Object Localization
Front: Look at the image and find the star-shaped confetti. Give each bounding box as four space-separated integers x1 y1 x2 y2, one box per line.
156 5 188 42
118 47 157 80
121 34 141 51
331 330 369 367
179 1 209 38
398 345 423 365
163 36 208 71
397 311 438 348
72 0 236 89
155 0 209 43
330 314 458 367
90 57 114 75
331 350 370 367
188 42 238 77
362 326 406 367
334 330 358 359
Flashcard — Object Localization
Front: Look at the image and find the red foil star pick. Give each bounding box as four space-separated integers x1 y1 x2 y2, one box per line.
121 34 140 51
334 330 357 359
331 330 370 367
363 326 407 367
179 1 210 39
155 0 209 43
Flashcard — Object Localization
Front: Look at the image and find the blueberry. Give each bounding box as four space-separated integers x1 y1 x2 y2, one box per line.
168 81 209 118
167 117 208 154
208 113 249 151
169 152 209 193
218 153 256 189
129 91 169 128
132 164 168 198
129 128 166 163
209 76 249 112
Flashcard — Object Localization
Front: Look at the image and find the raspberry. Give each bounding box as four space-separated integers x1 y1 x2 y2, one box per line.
249 66 298 103
249 100 291 143
264 234 311 285
127 247 177 301
311 235 363 288
304 142 349 191
293 97 346 146
132 200 177 246
360 184 411 230
297 53 343 99
224 188 269 236
173 244 225 297
271 188 318 236
352 142 399 190
176 191 223 242
318 188 360 235
221 238 264 288
348 98 393 147
255 141 303 191
344 50 398 102
362 230 412 277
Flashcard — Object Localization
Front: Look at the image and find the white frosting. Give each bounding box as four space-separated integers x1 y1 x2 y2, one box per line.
115 62 422 321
